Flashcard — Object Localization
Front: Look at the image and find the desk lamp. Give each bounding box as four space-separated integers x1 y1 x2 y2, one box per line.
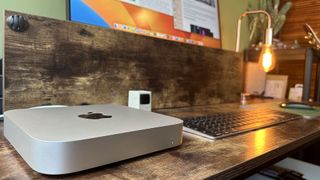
236 10 275 72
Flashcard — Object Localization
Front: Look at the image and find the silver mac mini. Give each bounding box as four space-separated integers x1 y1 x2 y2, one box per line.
4 104 183 175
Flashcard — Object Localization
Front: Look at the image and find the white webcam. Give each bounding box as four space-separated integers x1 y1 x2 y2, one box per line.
128 90 152 111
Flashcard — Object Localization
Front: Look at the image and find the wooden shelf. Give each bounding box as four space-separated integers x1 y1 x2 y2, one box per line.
245 48 310 62
244 48 320 102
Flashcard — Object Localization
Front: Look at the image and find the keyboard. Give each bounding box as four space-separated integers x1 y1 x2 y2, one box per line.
182 108 302 139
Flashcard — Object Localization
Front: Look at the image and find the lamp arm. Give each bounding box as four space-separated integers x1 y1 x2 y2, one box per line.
236 10 272 52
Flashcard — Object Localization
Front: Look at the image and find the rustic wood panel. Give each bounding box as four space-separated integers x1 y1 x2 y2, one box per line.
280 0 320 47
4 11 242 111
2 101 320 179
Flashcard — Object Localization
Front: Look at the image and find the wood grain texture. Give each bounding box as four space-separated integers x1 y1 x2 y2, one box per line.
280 0 320 47
2 101 320 179
4 11 242 111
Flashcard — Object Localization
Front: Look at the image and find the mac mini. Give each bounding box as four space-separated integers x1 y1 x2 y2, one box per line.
4 104 183 175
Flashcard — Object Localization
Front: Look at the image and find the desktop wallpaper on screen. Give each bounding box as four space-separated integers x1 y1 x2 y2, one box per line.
69 0 221 48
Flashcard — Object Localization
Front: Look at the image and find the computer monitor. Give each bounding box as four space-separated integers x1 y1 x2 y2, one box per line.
68 0 221 48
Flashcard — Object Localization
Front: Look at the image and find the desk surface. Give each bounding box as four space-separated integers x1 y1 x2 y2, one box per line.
1 101 320 179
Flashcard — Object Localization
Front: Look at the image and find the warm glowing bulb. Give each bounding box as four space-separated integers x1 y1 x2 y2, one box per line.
262 49 272 68
259 45 275 72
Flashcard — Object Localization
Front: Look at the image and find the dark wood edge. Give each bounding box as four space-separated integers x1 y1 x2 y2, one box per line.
244 48 311 62
211 129 320 179
302 48 313 101
234 133 320 179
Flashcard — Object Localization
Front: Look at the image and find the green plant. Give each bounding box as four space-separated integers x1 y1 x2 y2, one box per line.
248 0 292 45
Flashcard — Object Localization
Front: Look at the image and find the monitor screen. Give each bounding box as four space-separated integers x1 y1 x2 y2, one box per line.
69 0 221 48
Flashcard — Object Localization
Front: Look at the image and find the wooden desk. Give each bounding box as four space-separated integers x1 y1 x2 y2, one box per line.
1 102 320 179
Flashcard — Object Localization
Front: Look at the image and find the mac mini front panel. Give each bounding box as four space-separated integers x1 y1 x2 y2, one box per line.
4 104 183 175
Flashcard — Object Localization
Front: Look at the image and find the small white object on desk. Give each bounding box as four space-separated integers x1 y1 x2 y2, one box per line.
128 90 152 111
288 84 303 102
264 75 288 99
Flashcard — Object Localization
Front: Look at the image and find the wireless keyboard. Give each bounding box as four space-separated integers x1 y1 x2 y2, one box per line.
182 108 302 139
